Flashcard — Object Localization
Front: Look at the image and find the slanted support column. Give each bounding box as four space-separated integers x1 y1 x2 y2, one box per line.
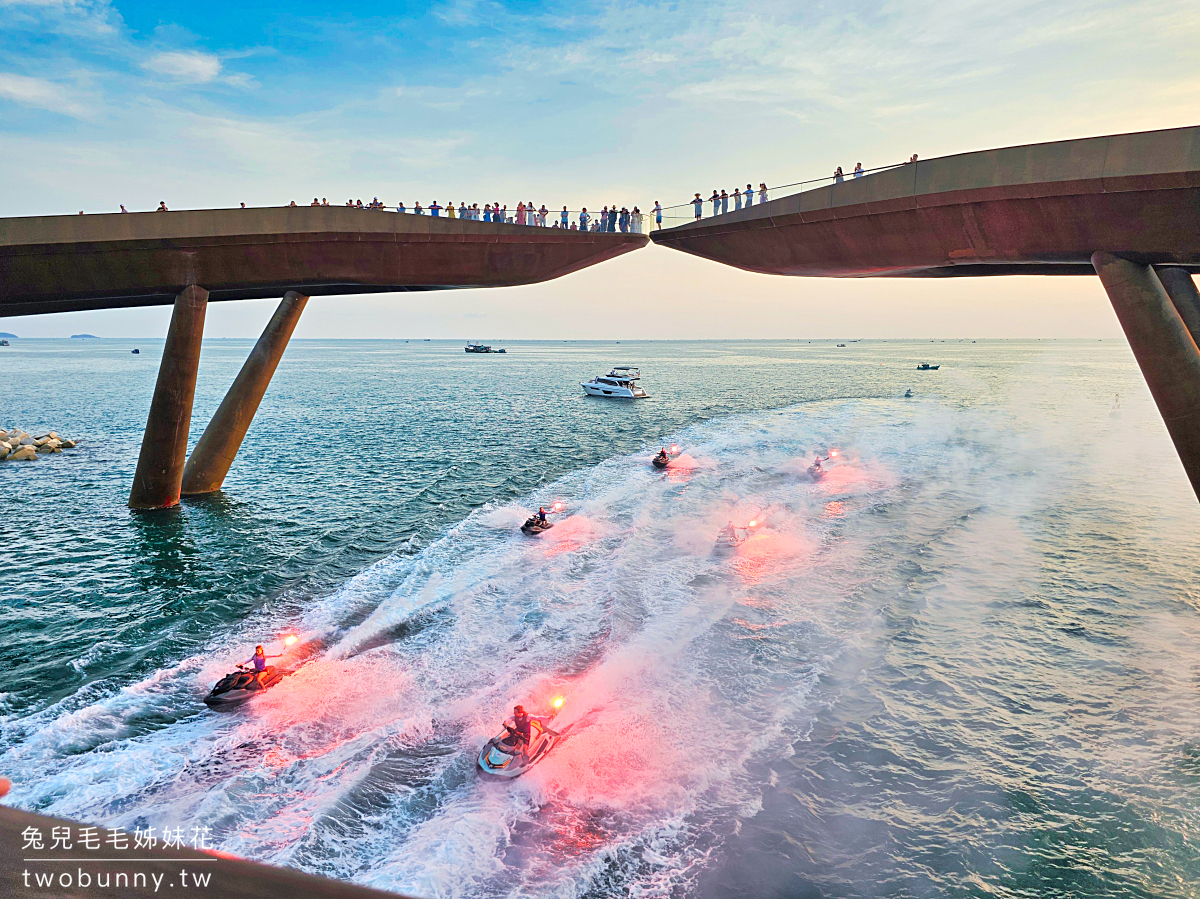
129 284 209 509
181 291 309 495
1092 252 1200 500
1156 266 1200 348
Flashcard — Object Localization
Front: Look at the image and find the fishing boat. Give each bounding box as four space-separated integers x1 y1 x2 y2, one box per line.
916 363 940 370
465 343 506 354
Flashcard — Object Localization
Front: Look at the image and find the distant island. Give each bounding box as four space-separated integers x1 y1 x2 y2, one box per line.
70 334 99 339
0 332 16 339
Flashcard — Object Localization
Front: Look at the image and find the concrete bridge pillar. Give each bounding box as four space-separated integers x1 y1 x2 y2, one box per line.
1155 266 1200 347
1092 252 1200 500
181 291 309 495
128 284 209 509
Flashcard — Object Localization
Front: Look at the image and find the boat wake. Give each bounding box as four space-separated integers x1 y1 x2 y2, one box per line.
0 396 1040 898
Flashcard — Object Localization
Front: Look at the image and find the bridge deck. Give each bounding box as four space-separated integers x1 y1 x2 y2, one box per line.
650 125 1200 277
0 207 647 316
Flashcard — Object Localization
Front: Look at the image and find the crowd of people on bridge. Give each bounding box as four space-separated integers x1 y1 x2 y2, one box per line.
313 198 648 233
692 183 769 220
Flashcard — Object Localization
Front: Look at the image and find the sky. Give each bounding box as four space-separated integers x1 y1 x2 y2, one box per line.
2 0 1198 339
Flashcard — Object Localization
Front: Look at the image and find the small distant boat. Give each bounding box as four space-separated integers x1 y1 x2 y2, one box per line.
582 367 648 399
904 388 912 397
131 348 140 354
465 343 506 354
0 340 8 347
916 363 940 370
836 343 846 347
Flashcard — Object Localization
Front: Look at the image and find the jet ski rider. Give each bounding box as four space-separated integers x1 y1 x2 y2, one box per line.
537 507 547 525
655 448 669 463
244 645 282 686
503 705 554 757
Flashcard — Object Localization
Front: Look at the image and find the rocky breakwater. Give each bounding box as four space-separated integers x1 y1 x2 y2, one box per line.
0 428 79 462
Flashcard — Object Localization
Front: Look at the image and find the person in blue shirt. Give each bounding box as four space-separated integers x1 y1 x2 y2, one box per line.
654 201 662 229
244 645 282 686
692 194 703 220
579 208 590 230
561 207 569 228
430 201 442 217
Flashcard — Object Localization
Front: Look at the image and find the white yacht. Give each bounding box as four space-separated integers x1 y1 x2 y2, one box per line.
581 366 649 399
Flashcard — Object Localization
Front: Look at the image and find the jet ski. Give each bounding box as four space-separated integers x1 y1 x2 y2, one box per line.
652 444 681 469
807 449 839 481
204 665 285 709
714 523 748 551
521 501 565 535
521 516 553 535
904 388 913 398
478 718 559 778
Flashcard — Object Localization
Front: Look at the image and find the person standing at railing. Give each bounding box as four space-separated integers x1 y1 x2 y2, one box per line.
447 202 456 219
632 206 642 233
745 184 754 207
561 206 569 228
710 190 720 216
398 201 406 214
500 204 507 223
539 205 549 227
834 167 844 183
733 187 742 211
759 183 768 204
579 207 590 231
516 202 526 225
654 201 662 229
853 163 864 178
721 190 729 214
459 202 467 218
430 200 442 217
693 193 703 220
483 204 491 222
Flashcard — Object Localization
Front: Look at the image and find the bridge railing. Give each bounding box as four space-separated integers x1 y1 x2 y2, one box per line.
647 159 913 230
337 203 650 234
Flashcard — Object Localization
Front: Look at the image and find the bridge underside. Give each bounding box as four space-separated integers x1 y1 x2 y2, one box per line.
0 206 646 317
0 207 647 508
652 125 1200 500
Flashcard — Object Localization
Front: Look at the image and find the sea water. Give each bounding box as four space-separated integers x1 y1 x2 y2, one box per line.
1 338 1198 898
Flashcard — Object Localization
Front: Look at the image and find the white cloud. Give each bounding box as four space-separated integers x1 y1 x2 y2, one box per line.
0 0 121 38
0 72 90 117
141 50 222 84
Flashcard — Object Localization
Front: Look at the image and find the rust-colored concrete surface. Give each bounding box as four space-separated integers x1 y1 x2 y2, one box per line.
0 207 648 317
0 805 413 899
651 126 1200 277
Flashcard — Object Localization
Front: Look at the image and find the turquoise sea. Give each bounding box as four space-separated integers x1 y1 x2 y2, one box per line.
2 337 1199 898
